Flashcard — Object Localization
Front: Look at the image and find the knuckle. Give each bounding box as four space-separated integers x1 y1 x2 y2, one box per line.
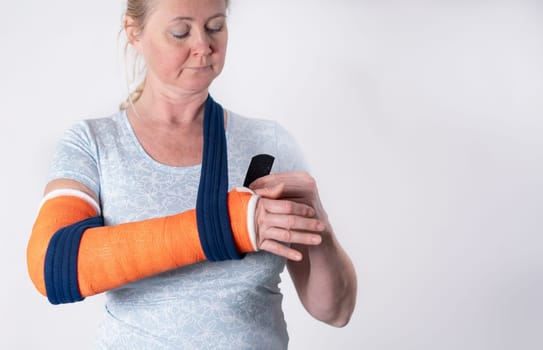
281 229 291 242
256 228 265 242
255 200 265 214
259 239 272 251
256 214 265 227
282 200 293 212
303 174 317 192
256 212 269 230
287 215 296 229
301 171 314 182
268 243 282 256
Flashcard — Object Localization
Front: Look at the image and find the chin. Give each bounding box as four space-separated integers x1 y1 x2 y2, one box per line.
179 76 218 93
178 81 214 94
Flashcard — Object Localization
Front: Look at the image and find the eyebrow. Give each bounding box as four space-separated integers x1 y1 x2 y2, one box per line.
170 13 226 23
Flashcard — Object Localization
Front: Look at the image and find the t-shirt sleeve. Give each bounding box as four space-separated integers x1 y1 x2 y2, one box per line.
48 121 101 198
273 122 310 173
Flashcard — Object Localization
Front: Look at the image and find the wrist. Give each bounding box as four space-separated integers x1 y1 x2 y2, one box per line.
228 188 259 253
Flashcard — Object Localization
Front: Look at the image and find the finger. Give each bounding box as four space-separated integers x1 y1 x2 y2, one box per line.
251 171 311 188
252 172 316 201
259 198 315 217
249 174 276 190
259 239 303 261
249 173 284 189
260 227 322 246
262 212 325 232
253 182 285 199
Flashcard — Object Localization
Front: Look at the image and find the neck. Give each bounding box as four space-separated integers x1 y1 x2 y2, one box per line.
131 80 209 128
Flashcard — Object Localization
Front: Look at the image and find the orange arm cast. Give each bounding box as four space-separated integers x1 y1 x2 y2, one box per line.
27 189 257 300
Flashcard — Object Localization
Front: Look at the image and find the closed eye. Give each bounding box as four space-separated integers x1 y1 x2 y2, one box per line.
171 31 189 39
206 25 224 34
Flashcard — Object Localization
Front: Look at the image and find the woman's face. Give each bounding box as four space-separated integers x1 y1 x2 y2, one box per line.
129 0 228 95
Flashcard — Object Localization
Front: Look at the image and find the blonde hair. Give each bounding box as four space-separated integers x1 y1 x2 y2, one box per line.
120 0 230 110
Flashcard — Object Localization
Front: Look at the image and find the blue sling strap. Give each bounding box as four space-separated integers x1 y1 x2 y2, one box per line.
196 95 241 261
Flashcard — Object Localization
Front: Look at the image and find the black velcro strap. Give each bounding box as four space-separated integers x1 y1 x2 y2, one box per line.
243 154 275 187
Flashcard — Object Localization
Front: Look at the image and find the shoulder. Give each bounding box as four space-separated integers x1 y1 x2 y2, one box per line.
228 111 278 134
64 111 125 141
58 111 129 155
48 111 126 197
227 110 296 143
226 110 308 173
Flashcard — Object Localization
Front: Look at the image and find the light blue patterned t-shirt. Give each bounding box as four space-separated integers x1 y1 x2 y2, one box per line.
48 109 307 349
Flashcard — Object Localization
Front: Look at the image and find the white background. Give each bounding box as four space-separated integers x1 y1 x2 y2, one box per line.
2 0 542 349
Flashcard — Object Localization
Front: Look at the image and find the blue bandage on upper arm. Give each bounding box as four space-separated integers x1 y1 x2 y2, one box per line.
44 216 104 305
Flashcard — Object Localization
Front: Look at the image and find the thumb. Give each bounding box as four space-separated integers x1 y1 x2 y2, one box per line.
253 182 285 199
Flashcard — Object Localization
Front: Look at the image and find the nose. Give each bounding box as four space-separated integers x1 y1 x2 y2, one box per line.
191 29 213 57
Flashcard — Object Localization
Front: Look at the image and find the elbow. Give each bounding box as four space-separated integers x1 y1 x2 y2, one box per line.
313 304 354 328
327 311 353 328
27 232 87 305
306 279 357 328
26 240 48 297
305 292 357 328
27 270 47 298
332 286 357 327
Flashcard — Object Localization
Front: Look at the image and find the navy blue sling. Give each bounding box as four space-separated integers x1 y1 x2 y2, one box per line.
196 95 241 261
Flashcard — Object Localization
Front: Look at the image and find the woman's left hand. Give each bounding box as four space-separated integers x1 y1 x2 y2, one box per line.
249 171 357 327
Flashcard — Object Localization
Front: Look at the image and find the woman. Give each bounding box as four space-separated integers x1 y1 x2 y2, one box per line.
27 0 357 348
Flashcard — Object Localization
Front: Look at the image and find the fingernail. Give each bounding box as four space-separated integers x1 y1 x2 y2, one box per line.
311 235 322 244
291 253 302 261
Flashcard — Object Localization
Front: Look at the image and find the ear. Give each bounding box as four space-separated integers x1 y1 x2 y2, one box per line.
125 16 143 52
